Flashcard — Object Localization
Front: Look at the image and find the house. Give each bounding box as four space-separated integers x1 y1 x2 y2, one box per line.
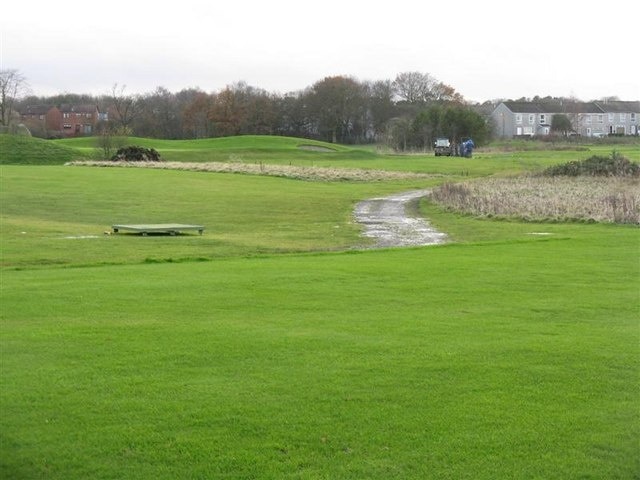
597 101 639 136
491 100 640 138
19 105 62 135
20 104 103 137
59 104 101 136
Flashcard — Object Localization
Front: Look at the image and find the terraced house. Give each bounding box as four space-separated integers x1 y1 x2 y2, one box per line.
20 104 103 137
491 100 640 138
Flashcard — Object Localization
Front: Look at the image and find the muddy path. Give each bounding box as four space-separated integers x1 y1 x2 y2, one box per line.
354 189 448 248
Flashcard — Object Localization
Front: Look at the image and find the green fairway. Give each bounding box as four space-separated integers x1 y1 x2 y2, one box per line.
2 233 638 479
0 165 429 268
1 134 639 478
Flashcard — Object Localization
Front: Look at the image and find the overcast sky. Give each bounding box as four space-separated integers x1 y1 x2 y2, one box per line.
2 0 638 102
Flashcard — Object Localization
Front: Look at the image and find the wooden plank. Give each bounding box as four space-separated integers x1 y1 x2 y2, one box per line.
112 224 204 235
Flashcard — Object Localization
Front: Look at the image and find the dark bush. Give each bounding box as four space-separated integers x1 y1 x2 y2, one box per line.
543 151 640 177
111 146 162 162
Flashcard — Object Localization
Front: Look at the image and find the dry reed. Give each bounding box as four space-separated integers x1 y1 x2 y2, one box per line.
431 176 640 224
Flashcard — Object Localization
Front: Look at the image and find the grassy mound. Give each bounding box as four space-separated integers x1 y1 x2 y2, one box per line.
55 135 376 163
0 134 89 165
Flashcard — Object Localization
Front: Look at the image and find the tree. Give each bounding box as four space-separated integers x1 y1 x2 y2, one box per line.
392 71 438 104
385 117 412 151
209 85 246 137
183 91 214 138
431 82 465 103
135 86 181 139
109 83 140 134
410 105 491 150
307 76 366 143
0 69 30 127
365 79 397 137
551 114 573 136
273 92 310 138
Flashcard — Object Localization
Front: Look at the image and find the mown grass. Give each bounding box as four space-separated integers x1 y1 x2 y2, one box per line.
1 165 431 268
1 135 639 479
2 232 638 479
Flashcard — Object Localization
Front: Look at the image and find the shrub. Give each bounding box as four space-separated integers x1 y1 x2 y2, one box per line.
111 146 162 162
543 151 640 177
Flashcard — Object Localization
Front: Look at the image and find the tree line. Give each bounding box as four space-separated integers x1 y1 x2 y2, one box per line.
4 69 493 149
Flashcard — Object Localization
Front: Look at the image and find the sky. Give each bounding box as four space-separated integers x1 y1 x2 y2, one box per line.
2 0 638 103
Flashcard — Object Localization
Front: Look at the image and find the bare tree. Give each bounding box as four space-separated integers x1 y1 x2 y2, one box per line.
392 71 437 104
109 83 140 133
0 69 30 127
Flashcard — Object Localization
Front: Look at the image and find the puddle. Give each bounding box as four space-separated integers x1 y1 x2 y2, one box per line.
354 189 447 248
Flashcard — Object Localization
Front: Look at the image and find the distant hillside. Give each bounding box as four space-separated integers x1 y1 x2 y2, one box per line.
0 135 90 165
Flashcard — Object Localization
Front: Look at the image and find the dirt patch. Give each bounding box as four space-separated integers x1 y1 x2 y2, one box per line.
354 189 447 248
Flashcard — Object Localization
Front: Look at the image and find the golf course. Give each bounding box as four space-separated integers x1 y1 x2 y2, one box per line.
1 134 638 479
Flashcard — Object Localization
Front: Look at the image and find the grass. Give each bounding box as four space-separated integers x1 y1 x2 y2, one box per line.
1 134 639 478
1 165 429 268
0 135 90 164
4 133 639 178
2 234 638 479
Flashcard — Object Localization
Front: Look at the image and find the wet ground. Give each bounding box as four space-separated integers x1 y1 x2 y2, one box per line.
354 189 448 248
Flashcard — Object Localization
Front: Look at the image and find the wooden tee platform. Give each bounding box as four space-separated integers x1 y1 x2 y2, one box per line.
112 224 205 235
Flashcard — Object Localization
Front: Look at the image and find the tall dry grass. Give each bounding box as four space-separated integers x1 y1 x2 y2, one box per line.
431 176 640 224
67 160 434 182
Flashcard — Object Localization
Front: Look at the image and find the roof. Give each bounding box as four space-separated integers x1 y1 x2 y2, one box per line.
594 101 640 113
501 100 640 115
20 105 53 116
59 104 99 113
501 101 603 114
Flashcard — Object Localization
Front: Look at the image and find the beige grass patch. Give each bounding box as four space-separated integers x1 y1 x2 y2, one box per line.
67 160 435 182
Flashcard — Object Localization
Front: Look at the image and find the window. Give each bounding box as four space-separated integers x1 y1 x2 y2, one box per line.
528 114 535 124
586 115 592 124
515 114 523 124
608 113 614 123
540 114 546 124
631 113 636 122
63 124 72 129
620 113 626 122
597 114 603 123
63 113 70 118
